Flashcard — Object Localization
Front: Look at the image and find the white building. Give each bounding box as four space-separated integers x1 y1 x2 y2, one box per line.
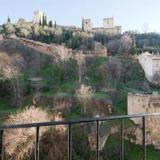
33 10 44 24
138 52 160 81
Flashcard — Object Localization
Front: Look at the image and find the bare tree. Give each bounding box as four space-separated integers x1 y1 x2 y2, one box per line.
119 34 133 56
107 57 122 83
75 52 85 84
4 106 50 160
2 65 23 107
107 39 121 55
76 84 94 113
54 46 73 63
97 64 108 90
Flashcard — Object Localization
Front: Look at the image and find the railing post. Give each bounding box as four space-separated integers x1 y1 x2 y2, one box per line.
96 120 99 160
0 130 4 160
142 116 146 160
68 123 71 160
35 127 40 160
120 119 124 160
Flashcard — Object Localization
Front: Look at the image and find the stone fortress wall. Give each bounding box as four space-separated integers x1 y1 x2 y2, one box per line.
127 92 160 149
82 17 121 35
4 35 107 57
128 92 160 121
33 10 121 35
103 17 114 28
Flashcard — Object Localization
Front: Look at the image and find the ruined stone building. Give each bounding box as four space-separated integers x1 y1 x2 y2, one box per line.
127 92 160 124
33 10 45 24
82 17 121 35
127 92 160 149
138 51 160 82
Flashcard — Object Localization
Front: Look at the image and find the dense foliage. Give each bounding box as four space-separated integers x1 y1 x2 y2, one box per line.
1 19 160 160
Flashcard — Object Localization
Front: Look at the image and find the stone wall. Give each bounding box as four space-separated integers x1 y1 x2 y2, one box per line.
82 18 121 35
103 18 114 28
4 35 107 58
92 27 121 35
127 92 160 149
82 19 92 32
128 92 160 114
128 92 160 123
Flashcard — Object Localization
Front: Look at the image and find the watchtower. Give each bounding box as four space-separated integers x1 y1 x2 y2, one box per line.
103 17 114 28
82 18 92 31
33 10 44 24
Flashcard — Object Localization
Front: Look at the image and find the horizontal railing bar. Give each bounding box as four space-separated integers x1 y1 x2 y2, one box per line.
0 112 160 130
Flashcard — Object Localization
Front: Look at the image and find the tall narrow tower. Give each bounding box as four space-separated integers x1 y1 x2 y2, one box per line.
82 18 92 31
33 10 44 24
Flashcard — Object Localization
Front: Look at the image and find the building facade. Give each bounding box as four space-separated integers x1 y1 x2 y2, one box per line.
138 52 160 81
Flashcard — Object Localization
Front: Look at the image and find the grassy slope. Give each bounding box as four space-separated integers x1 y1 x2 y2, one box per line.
104 134 160 160
0 100 17 124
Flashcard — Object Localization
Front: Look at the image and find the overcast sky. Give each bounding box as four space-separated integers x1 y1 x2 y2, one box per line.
0 0 160 33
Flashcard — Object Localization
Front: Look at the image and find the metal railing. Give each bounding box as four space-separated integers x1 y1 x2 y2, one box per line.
0 112 160 160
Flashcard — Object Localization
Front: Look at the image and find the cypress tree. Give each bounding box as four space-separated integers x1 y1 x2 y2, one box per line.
7 16 11 23
39 20 42 26
42 13 45 26
49 20 53 28
54 21 57 28
82 18 84 31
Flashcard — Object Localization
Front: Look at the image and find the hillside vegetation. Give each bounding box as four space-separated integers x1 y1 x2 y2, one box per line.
0 31 160 159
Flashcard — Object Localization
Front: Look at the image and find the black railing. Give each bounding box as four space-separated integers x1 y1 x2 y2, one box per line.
0 112 160 160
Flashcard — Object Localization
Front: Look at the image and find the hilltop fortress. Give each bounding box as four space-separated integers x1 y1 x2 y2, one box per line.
32 10 121 35
82 17 121 35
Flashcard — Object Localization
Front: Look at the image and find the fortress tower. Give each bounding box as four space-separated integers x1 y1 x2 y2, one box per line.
103 17 114 28
33 10 44 24
82 18 92 31
82 17 121 35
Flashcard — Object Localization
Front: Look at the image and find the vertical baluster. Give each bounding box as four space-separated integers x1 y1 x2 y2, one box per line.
96 120 99 160
68 123 71 160
120 119 124 160
35 127 40 160
142 116 146 160
0 130 3 160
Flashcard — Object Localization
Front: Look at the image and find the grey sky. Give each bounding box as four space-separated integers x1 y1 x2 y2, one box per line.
0 0 160 33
